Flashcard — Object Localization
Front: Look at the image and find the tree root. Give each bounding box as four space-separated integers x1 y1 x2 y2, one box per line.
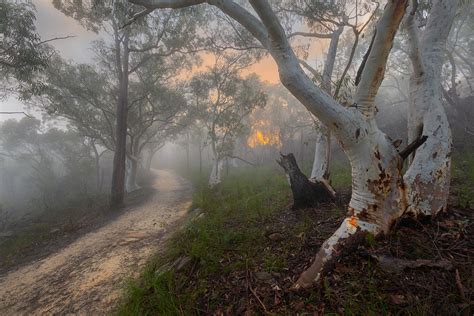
292 217 378 289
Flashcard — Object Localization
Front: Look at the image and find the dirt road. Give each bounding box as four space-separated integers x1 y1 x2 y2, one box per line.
0 169 193 315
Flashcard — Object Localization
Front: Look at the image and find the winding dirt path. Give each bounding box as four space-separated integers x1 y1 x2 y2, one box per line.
0 169 193 315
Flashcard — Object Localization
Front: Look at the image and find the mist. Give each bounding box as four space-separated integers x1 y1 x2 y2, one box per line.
0 0 473 314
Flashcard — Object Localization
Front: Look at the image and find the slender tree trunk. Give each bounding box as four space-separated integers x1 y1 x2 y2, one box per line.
127 157 139 192
145 148 153 171
310 124 331 181
127 138 141 192
199 142 202 177
310 25 342 183
91 141 101 191
209 143 222 187
186 132 190 174
299 129 304 163
111 29 130 207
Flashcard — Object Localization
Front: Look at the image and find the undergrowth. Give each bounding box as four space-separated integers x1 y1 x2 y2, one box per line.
119 167 291 315
119 162 472 315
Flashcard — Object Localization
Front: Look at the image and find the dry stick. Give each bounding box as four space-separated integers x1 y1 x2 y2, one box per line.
399 135 428 160
455 269 467 301
0 111 33 118
249 285 268 314
36 35 75 46
225 155 256 166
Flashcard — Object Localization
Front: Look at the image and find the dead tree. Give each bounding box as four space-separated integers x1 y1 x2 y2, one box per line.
277 153 335 209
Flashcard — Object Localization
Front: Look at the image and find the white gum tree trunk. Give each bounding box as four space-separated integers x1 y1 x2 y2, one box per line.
310 123 330 181
209 143 223 188
130 0 456 289
403 0 458 216
208 157 223 188
310 26 343 183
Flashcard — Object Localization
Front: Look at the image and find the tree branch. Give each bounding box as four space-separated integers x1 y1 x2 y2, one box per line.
288 31 332 39
354 0 408 119
399 135 428 160
0 111 33 118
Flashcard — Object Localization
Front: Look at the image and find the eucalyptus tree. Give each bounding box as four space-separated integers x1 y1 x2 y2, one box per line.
188 53 266 187
0 0 49 99
127 76 188 190
43 50 190 193
279 0 379 189
52 0 200 206
42 57 116 191
130 0 460 288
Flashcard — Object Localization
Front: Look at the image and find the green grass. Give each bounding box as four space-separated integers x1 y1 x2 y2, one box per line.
119 155 473 315
451 152 474 208
119 166 290 315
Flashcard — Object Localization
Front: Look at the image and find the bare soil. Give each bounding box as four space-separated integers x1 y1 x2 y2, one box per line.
0 169 193 315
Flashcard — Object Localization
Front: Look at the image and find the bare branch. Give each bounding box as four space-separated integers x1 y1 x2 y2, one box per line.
36 35 76 46
122 8 154 28
288 31 332 39
0 111 34 118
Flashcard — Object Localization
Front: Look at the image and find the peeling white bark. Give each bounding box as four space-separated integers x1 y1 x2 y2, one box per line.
404 0 458 216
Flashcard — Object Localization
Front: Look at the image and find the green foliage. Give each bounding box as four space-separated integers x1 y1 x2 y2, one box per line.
119 166 290 315
188 53 267 159
0 0 49 98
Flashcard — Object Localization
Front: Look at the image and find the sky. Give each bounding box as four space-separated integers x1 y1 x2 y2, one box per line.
0 0 328 121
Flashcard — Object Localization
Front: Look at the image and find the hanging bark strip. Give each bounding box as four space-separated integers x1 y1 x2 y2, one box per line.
277 153 335 209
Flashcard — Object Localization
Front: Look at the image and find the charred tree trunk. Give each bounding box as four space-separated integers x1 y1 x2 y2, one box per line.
277 153 335 209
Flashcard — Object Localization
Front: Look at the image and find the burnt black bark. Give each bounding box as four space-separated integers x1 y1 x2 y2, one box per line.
277 153 335 209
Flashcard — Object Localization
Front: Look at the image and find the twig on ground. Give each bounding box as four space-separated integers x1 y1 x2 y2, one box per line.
455 269 467 301
249 283 268 314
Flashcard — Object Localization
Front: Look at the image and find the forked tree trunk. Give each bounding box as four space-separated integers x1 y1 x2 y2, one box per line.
403 0 458 217
277 153 335 209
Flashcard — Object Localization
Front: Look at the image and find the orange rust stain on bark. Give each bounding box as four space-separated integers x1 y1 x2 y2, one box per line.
348 216 358 227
